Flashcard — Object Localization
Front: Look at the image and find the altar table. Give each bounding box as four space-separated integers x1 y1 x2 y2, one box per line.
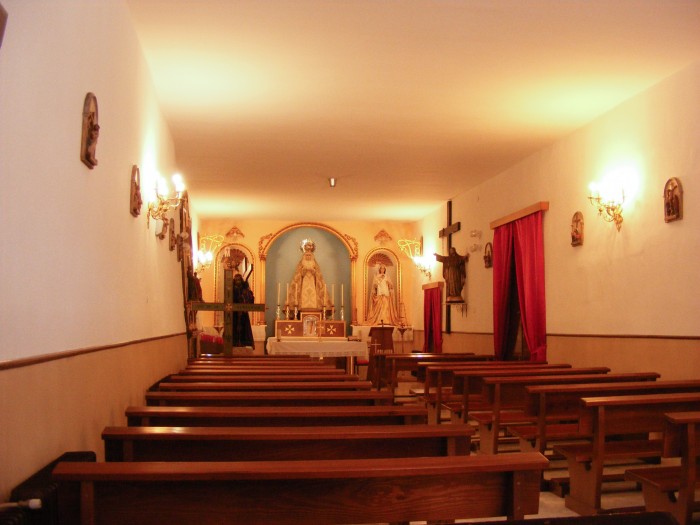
266 339 368 372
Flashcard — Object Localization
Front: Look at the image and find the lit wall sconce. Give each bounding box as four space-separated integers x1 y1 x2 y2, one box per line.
147 172 185 234
398 237 432 280
588 180 624 231
196 234 224 272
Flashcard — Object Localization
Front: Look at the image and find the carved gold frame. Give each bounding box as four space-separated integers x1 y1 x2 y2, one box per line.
363 247 402 324
258 222 359 324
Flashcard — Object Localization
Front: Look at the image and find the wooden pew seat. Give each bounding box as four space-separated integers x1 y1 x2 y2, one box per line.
126 404 428 426
103 424 474 461
53 453 548 524
156 380 373 391
144 390 394 406
624 411 700 525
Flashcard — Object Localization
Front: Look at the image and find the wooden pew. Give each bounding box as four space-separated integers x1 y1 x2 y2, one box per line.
512 379 700 455
418 363 574 423
156 380 374 391
372 352 493 390
416 360 565 384
468 372 660 454
466 511 679 525
448 367 612 421
145 390 395 407
625 411 700 525
126 404 429 426
177 367 348 375
103 424 474 461
165 373 361 382
53 453 548 524
554 392 700 515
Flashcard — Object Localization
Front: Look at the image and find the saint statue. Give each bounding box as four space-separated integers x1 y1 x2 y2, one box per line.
365 264 401 326
287 239 331 310
434 247 469 303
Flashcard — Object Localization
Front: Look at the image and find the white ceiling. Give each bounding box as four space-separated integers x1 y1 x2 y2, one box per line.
125 0 700 222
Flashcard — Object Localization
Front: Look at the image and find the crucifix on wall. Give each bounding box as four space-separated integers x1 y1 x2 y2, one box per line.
438 201 461 333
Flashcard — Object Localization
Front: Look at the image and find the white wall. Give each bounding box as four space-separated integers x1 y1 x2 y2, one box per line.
0 0 186 361
418 61 700 340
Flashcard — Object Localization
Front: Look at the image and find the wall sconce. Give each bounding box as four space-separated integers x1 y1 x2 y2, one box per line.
147 172 185 234
398 238 432 280
196 234 224 272
588 181 624 231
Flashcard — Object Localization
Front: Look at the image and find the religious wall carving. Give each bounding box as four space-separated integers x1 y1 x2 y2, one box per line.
80 93 100 169
663 177 683 223
373 229 393 245
571 211 584 246
129 165 142 217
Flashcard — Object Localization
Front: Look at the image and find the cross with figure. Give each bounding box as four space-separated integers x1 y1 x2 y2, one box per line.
191 265 265 356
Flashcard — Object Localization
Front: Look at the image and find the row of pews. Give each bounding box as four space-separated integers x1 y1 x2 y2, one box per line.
393 352 700 524
51 354 549 524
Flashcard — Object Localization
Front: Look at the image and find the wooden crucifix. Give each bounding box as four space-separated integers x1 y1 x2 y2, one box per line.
191 268 265 356
439 200 460 333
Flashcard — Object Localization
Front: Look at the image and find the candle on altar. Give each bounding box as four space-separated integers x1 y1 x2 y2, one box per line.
286 283 289 304
277 282 280 304
341 284 344 307
332 284 335 306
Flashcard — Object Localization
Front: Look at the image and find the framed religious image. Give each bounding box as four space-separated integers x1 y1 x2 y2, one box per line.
363 247 402 326
571 211 584 246
663 177 683 223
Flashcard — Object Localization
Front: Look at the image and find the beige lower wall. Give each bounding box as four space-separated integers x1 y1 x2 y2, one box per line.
0 336 188 501
413 330 699 381
547 335 700 380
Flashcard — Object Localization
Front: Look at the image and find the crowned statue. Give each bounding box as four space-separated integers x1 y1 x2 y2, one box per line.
287 239 332 311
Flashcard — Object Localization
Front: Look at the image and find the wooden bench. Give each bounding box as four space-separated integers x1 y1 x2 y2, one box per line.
512 379 700 455
466 511 679 525
127 404 429 426
144 390 394 407
156 380 374 391
177 367 348 375
554 392 700 515
417 363 574 424
166 373 361 382
103 424 474 461
53 453 548 524
468 372 661 454
625 411 700 525
376 352 494 391
416 359 561 384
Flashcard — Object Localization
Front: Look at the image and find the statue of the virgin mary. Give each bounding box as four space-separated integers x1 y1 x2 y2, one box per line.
287 239 331 310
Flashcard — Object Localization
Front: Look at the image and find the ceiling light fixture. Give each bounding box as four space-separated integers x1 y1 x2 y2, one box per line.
328 177 336 188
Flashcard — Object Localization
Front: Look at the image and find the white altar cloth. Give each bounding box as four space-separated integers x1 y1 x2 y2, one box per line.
266 339 368 359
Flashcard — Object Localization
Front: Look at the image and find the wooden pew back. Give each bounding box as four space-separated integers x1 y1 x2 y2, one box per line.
144 390 394 407
103 424 474 462
53 453 548 524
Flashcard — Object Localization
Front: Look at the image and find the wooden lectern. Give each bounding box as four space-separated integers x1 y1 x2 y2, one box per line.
368 326 394 353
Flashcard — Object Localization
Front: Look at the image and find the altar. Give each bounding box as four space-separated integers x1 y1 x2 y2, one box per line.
266 339 368 373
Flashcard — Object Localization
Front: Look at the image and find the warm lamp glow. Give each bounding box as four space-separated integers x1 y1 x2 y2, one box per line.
147 172 186 232
398 238 432 280
588 164 639 232
196 234 224 272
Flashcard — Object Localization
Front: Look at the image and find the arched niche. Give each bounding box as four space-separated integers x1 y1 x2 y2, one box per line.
363 247 403 324
259 222 358 338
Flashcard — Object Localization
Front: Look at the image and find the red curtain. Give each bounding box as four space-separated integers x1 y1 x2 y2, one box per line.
423 286 443 353
493 211 547 361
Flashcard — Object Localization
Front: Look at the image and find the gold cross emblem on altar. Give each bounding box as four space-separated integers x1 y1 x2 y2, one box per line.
325 324 336 335
284 325 296 335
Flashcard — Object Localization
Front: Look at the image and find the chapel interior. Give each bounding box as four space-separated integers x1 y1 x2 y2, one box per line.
1 1 700 522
